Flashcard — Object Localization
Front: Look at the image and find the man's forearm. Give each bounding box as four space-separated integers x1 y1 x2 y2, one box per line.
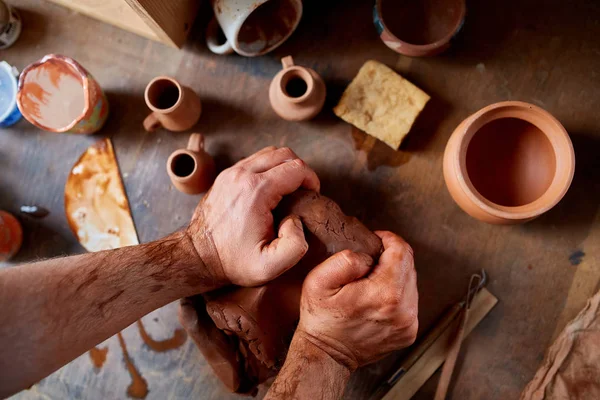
0 230 222 397
265 331 351 400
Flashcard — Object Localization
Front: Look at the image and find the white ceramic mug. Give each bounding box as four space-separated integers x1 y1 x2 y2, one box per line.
206 0 303 57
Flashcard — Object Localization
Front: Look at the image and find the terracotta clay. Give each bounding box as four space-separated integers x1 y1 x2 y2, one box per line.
373 0 466 57
179 190 383 393
17 54 109 134
269 56 326 121
443 101 575 224
166 133 215 195
143 76 201 132
0 210 22 262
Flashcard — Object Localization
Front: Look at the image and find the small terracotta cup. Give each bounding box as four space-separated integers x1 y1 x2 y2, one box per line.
167 133 216 195
0 210 23 262
443 101 575 224
269 56 326 121
373 0 466 57
17 54 109 134
144 76 201 132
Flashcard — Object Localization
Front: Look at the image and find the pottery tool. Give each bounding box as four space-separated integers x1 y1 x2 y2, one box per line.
434 272 484 400
372 270 496 400
65 138 139 252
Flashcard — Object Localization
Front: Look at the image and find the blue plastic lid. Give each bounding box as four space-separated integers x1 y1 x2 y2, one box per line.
0 61 22 127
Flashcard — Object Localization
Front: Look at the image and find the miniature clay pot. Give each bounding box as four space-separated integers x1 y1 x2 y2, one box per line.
443 101 575 225
17 54 109 134
206 0 303 57
373 0 466 57
0 211 23 262
269 56 326 121
167 133 216 195
144 76 201 132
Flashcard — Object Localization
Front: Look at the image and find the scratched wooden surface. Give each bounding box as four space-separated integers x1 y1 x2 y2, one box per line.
2 0 600 399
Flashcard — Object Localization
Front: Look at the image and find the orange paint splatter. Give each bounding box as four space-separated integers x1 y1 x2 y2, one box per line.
117 332 148 399
136 320 187 352
89 346 108 369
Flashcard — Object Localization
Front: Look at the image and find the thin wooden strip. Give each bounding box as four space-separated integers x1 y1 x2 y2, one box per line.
382 288 498 400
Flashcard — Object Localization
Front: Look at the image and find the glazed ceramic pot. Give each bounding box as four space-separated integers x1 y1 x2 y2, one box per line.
167 133 216 194
144 76 202 132
443 101 575 224
17 54 109 134
269 56 326 121
0 211 22 262
373 0 466 57
206 0 303 57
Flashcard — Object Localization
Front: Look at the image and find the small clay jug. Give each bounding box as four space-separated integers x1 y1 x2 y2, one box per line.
443 101 575 224
269 56 326 121
144 76 202 132
167 133 216 194
0 210 22 262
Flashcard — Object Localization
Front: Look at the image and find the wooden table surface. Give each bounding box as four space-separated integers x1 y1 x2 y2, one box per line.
2 0 600 399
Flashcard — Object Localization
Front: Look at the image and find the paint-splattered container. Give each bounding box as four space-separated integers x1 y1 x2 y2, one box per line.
0 61 22 127
17 54 109 134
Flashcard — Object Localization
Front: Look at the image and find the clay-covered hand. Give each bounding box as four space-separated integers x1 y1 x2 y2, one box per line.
296 231 418 371
187 146 320 287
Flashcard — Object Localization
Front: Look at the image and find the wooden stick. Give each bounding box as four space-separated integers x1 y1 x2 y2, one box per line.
381 288 498 400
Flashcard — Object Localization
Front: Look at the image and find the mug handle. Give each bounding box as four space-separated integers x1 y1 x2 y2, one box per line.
187 133 204 152
206 17 234 55
143 112 162 132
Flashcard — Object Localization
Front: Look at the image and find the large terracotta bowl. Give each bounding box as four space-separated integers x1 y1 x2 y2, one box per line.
373 0 466 57
443 101 575 224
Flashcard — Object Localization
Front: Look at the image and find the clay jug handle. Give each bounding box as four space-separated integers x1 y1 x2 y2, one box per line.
143 112 162 132
281 56 294 69
187 133 204 153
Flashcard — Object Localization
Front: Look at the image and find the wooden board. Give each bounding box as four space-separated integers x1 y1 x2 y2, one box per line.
2 0 600 399
45 0 199 47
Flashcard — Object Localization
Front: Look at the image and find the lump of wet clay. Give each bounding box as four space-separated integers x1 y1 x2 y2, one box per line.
179 190 383 393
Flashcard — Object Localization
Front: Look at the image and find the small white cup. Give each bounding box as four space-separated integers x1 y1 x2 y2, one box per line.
206 0 303 57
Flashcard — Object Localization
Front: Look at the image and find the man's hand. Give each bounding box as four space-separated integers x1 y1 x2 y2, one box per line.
187 146 320 287
265 231 418 400
297 230 418 371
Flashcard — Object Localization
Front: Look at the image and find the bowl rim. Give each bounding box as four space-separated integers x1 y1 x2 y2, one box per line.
375 0 467 53
451 101 575 221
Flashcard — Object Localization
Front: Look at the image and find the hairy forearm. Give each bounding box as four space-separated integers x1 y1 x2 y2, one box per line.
0 231 223 397
265 331 351 400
